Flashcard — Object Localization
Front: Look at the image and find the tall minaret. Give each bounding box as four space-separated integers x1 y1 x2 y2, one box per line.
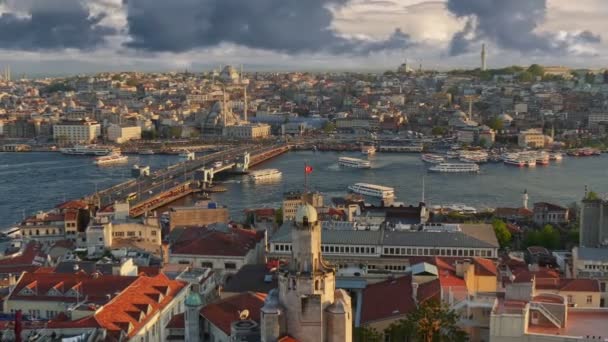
481 44 487 71
523 189 529 209
243 85 248 122
185 292 203 342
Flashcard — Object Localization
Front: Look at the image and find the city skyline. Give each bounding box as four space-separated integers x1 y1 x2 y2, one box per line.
0 0 606 75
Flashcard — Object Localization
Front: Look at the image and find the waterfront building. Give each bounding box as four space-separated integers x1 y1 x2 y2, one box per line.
3 272 188 341
532 202 570 226
261 203 353 342
106 124 142 143
168 223 265 278
517 129 549 148
223 123 271 139
53 120 101 144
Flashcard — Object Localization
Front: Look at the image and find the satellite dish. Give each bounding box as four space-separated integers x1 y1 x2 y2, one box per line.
238 309 250 320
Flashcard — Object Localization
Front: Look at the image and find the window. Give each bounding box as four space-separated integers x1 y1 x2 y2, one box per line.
151 230 157 236
567 295 573 304
225 262 237 270
201 262 213 268
587 295 593 304
127 231 136 237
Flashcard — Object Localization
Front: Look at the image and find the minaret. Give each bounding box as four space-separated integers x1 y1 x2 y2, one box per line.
481 44 487 71
243 85 248 122
523 189 529 209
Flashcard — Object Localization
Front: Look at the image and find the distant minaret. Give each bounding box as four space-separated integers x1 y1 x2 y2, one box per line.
522 189 529 209
243 85 248 122
7 65 10 81
481 44 487 71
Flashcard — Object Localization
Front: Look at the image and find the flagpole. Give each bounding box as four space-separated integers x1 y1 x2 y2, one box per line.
304 162 308 195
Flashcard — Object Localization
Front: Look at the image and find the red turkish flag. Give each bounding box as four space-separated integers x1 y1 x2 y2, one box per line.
305 165 313 174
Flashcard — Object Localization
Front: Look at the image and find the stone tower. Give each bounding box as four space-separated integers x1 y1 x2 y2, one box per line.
261 203 352 342
185 292 203 341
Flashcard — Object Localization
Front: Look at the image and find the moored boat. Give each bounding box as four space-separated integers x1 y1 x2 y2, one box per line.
428 163 479 173
348 183 395 199
421 154 445 164
94 153 128 165
249 169 282 181
338 157 371 168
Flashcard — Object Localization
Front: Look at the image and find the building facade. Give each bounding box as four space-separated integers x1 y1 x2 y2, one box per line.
107 124 142 143
53 120 101 144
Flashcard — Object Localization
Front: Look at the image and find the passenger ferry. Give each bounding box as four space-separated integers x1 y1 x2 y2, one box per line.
459 151 488 163
535 152 550 166
446 151 460 159
94 153 128 166
249 169 282 181
60 145 114 156
421 154 445 164
338 157 371 169
348 183 395 199
504 157 525 167
179 151 195 162
361 146 376 155
428 163 479 173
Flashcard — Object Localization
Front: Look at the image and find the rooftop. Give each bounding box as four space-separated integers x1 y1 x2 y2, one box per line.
527 309 608 339
200 292 266 335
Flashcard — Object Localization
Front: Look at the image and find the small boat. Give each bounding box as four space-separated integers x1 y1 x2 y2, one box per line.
138 149 155 155
213 161 223 168
249 169 282 181
94 153 128 166
338 157 371 169
361 146 376 155
428 163 479 173
421 154 445 164
446 151 460 159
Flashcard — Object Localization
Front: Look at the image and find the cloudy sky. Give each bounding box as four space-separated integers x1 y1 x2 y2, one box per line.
0 0 605 75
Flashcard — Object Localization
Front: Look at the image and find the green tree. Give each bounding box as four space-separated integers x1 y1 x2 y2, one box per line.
586 191 599 200
431 126 447 136
126 78 139 87
517 71 535 83
386 300 468 342
354 325 383 342
527 64 545 77
275 208 284 226
487 117 504 131
492 219 512 248
323 121 336 134
540 224 560 249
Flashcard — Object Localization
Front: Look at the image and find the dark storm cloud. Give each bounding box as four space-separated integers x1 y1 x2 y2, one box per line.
0 0 116 51
124 0 414 54
446 0 601 56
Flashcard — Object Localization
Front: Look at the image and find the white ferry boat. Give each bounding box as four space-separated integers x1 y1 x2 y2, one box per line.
348 183 395 199
504 157 525 167
428 163 479 173
446 151 460 159
179 151 195 162
338 157 371 169
138 149 155 155
94 153 128 166
459 151 488 163
60 145 114 156
421 154 445 164
536 152 549 166
361 146 376 155
249 169 282 181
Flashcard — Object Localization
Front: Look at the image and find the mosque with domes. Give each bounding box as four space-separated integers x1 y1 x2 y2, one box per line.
260 203 352 342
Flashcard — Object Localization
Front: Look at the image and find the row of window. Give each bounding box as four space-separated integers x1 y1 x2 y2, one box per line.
24 228 62 236
383 246 493 258
273 243 494 258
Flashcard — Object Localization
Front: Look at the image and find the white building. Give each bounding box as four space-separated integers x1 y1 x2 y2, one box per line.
223 123 271 139
107 124 142 143
53 120 101 144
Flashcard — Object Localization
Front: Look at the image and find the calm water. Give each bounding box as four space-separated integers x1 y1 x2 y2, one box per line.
2 151 608 228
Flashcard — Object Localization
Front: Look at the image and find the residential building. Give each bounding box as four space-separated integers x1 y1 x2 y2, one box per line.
168 224 265 277
533 202 570 226
200 292 266 342
572 247 608 306
107 124 142 143
53 120 101 144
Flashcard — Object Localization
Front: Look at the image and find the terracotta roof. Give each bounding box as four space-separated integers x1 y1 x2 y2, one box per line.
64 210 78 221
536 278 600 292
138 266 161 277
171 226 264 257
200 292 266 335
56 199 88 210
473 257 498 276
0 242 46 268
494 207 533 218
278 336 299 342
416 279 441 303
22 213 64 224
166 313 185 329
533 202 568 212
9 272 138 304
94 273 187 338
360 275 416 324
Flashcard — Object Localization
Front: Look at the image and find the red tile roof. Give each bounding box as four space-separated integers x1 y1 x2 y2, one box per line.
416 279 441 303
138 266 161 277
64 210 78 221
171 226 264 257
473 257 498 276
536 278 600 292
278 336 299 342
200 292 266 335
0 242 46 268
94 273 187 338
166 313 185 329
9 272 138 304
56 199 88 210
360 276 416 324
23 213 64 224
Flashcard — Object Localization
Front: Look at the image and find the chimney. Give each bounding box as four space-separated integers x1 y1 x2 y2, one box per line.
412 282 419 303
